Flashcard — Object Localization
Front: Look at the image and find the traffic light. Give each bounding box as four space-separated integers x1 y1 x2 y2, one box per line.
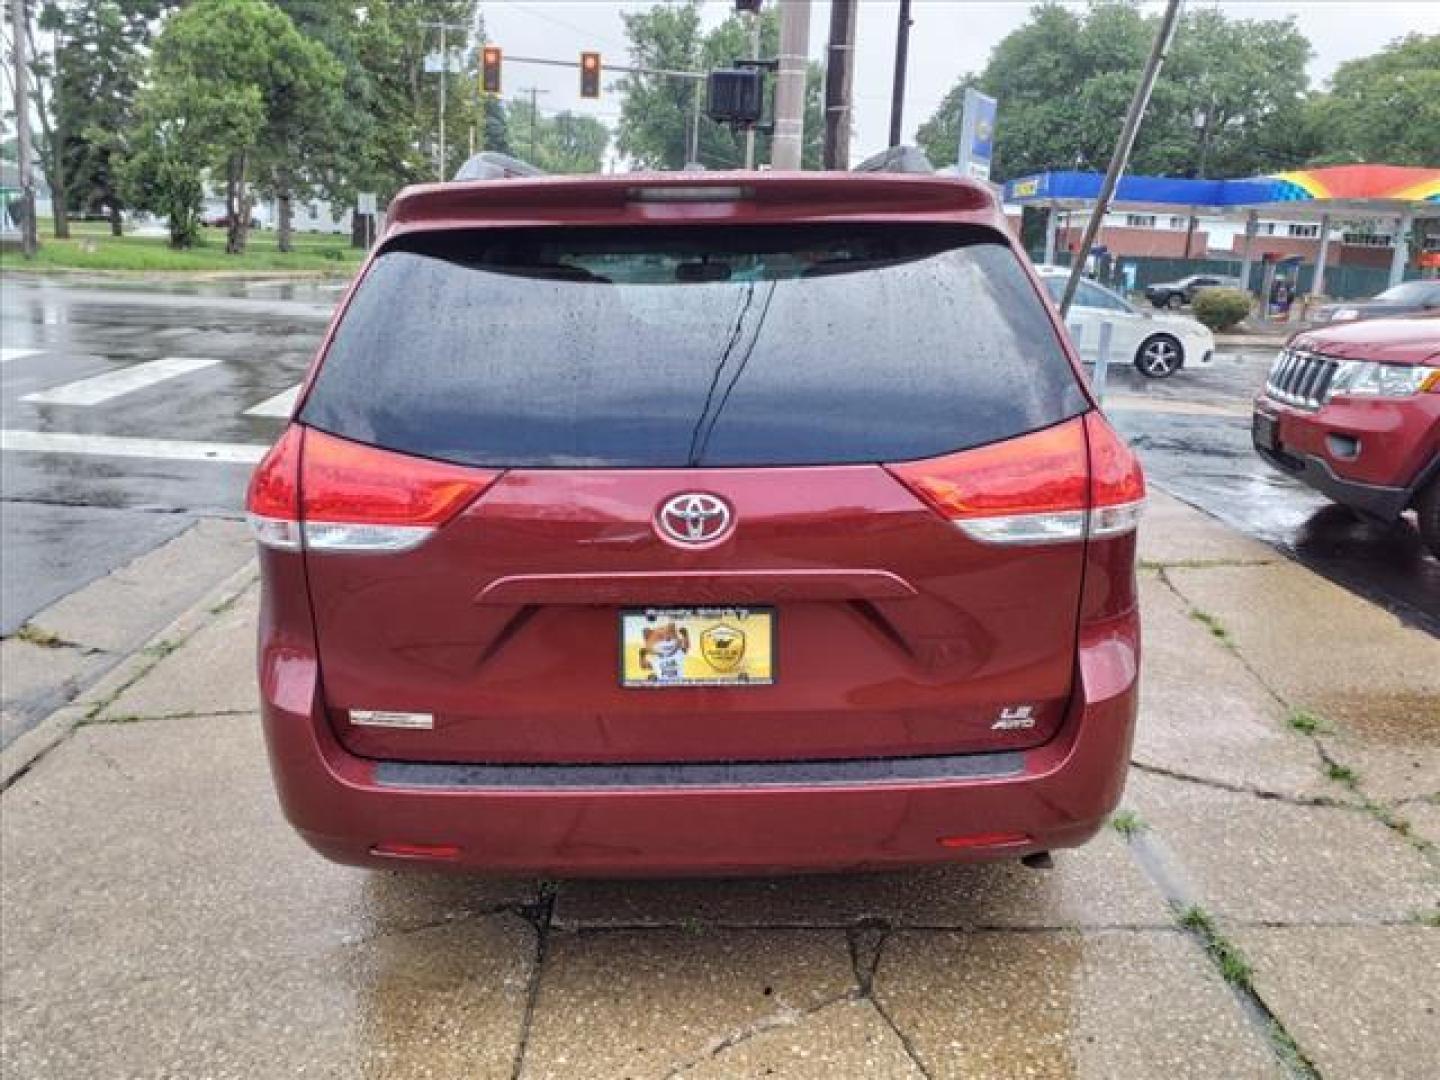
481 46 502 95
580 51 601 99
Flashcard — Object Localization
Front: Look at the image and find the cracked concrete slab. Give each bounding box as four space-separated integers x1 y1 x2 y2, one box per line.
1164 561 1440 803
0 638 109 745
1139 488 1277 567
873 929 1282 1079
1136 573 1337 802
1126 771 1438 924
1231 926 1440 1080
24 518 254 655
95 583 259 719
1 714 539 1007
1397 798 1440 849
1 912 535 1080
518 929 855 1079
677 997 924 1079
552 829 1171 930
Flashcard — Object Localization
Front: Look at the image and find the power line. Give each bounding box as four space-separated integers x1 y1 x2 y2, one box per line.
500 2 630 54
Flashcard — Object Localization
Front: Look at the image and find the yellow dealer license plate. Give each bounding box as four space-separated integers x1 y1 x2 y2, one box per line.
620 607 775 688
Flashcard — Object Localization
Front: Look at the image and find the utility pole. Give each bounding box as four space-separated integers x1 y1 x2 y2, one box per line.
744 12 761 169
11 0 37 257
823 0 857 169
888 0 912 148
771 0 810 170
421 20 467 181
1182 97 1215 260
1059 0 1182 319
517 86 549 162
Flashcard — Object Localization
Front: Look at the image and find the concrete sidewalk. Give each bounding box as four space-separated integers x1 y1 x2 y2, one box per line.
2 489 1436 1079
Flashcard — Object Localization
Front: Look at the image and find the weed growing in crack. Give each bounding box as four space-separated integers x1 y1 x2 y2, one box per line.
1188 609 1233 647
1268 1019 1317 1078
1110 810 1147 838
143 639 179 659
15 624 66 648
1325 762 1359 788
1287 708 1330 736
1177 905 1254 989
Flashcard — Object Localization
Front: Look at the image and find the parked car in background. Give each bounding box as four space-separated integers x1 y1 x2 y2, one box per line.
1311 280 1440 325
247 172 1144 876
1253 318 1440 557
202 210 262 229
1144 273 1242 309
1037 266 1216 378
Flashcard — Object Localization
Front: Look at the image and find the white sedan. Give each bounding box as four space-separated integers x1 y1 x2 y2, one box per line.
1036 267 1216 379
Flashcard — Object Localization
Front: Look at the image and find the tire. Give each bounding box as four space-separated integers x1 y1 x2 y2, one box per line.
1417 475 1440 559
1135 334 1183 378
1167 293 1185 309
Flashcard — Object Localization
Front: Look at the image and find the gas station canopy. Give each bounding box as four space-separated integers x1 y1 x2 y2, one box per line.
1003 164 1440 218
1003 164 1440 287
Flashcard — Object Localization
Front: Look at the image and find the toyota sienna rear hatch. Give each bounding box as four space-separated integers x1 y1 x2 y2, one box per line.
255 199 1111 766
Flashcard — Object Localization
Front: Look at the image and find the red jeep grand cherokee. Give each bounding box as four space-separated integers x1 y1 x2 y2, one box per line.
247 172 1144 876
1254 317 1440 557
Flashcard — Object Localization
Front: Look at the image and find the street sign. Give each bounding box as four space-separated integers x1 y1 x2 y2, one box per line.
356 193 377 215
423 51 464 73
956 88 998 182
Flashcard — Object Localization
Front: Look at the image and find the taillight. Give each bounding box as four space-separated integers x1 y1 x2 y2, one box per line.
245 426 499 553
889 413 1144 545
246 425 303 551
1084 412 1146 538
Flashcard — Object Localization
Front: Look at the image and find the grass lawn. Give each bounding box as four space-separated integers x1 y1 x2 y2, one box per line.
1 221 362 275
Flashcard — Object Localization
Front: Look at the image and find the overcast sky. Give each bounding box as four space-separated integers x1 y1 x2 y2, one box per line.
480 0 1440 166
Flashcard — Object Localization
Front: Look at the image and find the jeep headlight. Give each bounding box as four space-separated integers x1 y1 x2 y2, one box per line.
1327 361 1440 400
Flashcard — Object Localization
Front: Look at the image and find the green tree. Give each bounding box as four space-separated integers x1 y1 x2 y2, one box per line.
616 1 821 171
137 0 342 254
505 101 607 174
39 1 173 238
918 1 1318 182
124 72 261 248
1307 33 1440 166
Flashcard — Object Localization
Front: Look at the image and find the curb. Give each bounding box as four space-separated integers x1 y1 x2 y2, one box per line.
0 558 259 792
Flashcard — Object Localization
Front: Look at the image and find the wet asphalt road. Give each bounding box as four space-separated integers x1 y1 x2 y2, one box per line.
1 279 1436 637
1 279 335 633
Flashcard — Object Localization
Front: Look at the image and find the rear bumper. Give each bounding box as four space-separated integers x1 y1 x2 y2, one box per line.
260 617 1139 877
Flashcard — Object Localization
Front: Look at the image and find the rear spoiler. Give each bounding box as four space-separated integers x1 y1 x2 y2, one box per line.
388 171 1002 230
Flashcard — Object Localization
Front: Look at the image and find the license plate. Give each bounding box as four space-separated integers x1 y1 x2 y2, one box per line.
620 607 775 688
1252 412 1279 452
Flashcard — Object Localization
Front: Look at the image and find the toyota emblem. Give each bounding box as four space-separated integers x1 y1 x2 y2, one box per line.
657 493 733 545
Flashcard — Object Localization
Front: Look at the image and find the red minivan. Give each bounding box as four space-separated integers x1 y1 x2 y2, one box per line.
248 172 1143 876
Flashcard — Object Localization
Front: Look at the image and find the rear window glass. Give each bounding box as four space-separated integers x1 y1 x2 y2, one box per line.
301 224 1086 468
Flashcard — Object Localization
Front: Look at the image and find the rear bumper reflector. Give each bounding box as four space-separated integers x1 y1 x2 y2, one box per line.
373 751 1025 790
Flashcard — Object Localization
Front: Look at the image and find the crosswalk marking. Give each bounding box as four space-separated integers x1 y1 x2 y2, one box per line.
244 384 302 418
1 347 44 365
21 355 221 406
1 429 266 464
